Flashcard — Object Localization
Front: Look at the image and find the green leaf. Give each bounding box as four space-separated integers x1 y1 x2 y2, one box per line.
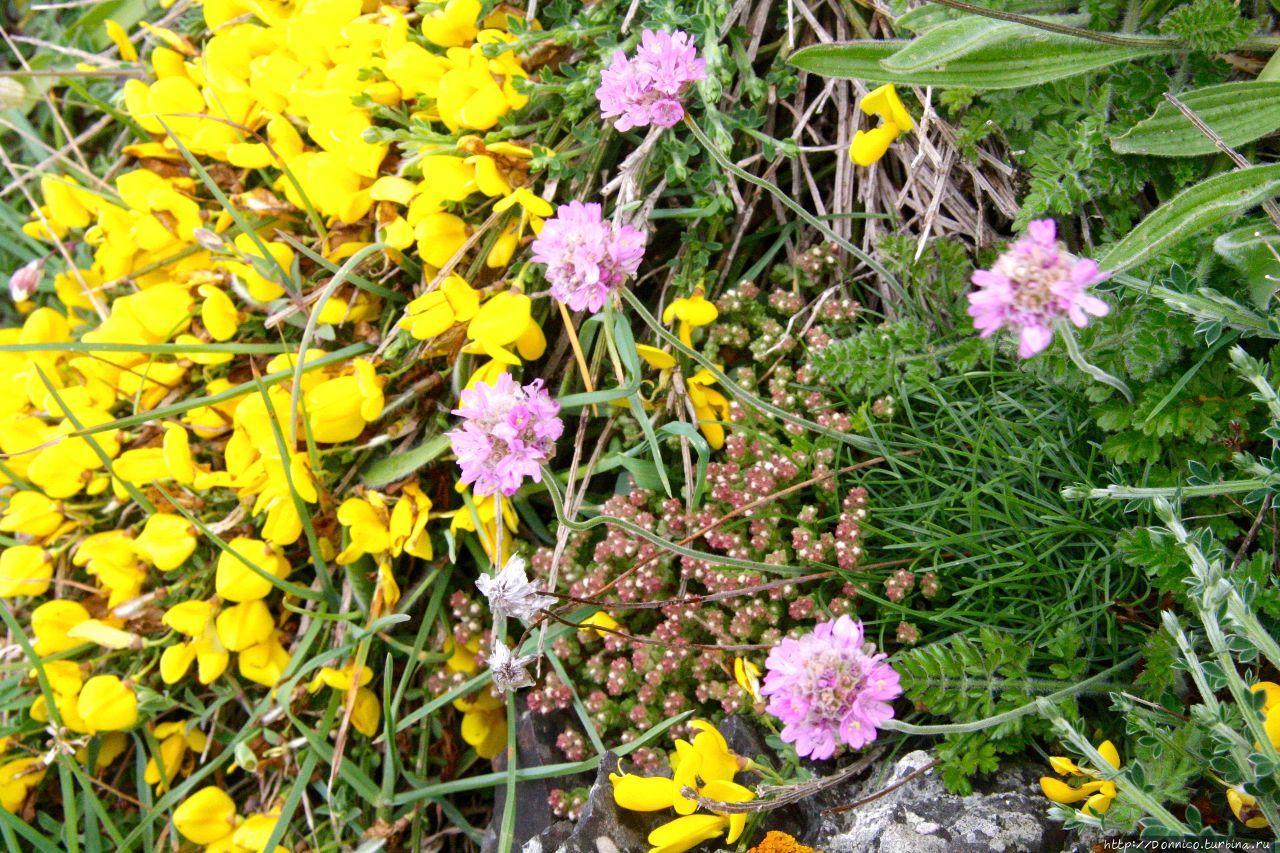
1214 221 1280 309
882 15 1091 72
362 434 450 487
881 17 1018 72
789 34 1167 90
1111 82 1280 157
1098 164 1280 273
894 0 1078 33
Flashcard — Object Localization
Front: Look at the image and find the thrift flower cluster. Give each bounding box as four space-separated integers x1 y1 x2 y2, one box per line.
762 616 902 759
448 374 564 497
966 219 1111 358
596 29 707 131
532 201 647 313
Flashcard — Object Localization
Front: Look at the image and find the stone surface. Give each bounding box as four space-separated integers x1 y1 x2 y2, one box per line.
803 750 1070 853
482 705 581 853
529 752 666 853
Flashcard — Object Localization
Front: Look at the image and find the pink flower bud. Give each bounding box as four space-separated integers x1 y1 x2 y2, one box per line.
9 259 41 303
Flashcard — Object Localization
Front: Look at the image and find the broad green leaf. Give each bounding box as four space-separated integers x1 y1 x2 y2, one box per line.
894 0 1075 33
1111 82 1280 156
883 15 1091 72
790 34 1168 89
362 433 450 486
1099 164 1280 273
1214 221 1280 309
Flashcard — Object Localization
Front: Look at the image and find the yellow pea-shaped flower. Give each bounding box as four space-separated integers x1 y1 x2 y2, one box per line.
215 538 290 602
173 786 237 845
133 513 197 571
31 599 91 655
215 600 274 652
75 675 137 733
0 545 53 598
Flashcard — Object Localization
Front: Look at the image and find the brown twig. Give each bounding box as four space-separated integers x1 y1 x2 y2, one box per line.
546 556 921 612
592 452 916 598
1163 92 1280 231
1229 493 1273 575
825 757 941 814
687 747 884 813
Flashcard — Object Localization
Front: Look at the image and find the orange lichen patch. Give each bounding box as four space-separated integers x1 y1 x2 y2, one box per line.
747 830 820 853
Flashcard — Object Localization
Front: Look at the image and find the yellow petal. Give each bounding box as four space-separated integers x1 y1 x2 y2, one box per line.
1096 740 1120 770
215 600 274 652
1081 791 1113 816
636 344 675 370
31 599 91 655
1048 756 1080 776
0 545 52 598
105 20 138 62
849 123 900 167
352 687 380 736
671 740 701 815
1039 777 1102 804
173 786 237 845
75 675 137 733
66 618 140 650
370 176 417 205
133 513 197 571
199 286 239 342
700 778 754 843
610 773 678 812
215 538 290 602
163 600 216 637
160 641 197 684
647 814 728 853
860 84 913 130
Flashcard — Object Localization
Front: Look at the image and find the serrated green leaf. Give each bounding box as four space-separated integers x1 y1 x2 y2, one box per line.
1111 82 1280 156
1099 164 1280 273
789 34 1168 90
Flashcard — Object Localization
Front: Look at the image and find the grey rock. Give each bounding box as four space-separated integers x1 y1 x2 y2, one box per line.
531 752 666 853
718 715 770 768
806 750 1070 853
482 706 577 853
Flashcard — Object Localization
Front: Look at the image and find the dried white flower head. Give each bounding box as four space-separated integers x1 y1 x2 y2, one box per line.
489 641 537 693
475 555 555 623
9 259 40 303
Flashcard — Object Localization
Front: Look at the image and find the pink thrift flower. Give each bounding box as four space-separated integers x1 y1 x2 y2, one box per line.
761 615 902 760
530 201 645 313
596 29 706 132
448 373 563 497
966 219 1110 358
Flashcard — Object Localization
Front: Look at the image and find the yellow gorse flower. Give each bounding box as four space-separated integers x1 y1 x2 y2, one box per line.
733 658 762 702
662 289 718 349
849 84 914 167
446 635 507 759
144 720 208 792
686 369 732 450
307 664 381 736
1039 739 1120 817
611 721 755 853
0 0 566 834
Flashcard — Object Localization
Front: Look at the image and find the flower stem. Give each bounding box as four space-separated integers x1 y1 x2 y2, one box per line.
880 653 1141 736
1057 320 1132 402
